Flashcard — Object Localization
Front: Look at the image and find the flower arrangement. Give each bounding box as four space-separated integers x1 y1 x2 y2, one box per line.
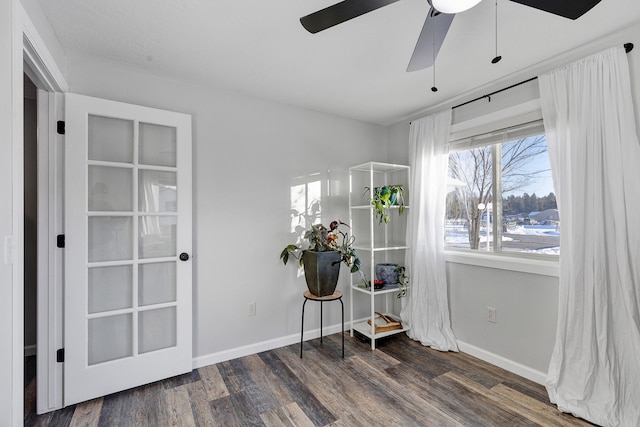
364 185 406 224
280 220 361 273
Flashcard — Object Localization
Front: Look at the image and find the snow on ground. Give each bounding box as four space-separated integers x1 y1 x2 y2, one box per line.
445 224 560 254
524 247 560 255
507 225 560 236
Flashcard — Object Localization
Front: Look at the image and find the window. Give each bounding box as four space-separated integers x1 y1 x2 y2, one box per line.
445 120 559 256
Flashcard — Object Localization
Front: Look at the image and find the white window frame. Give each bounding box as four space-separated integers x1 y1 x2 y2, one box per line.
444 99 559 276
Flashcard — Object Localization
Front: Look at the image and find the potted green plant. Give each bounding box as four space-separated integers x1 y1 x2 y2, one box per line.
395 265 409 298
365 184 406 224
280 220 361 297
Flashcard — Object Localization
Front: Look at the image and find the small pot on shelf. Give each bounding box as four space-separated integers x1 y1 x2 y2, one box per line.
375 263 400 285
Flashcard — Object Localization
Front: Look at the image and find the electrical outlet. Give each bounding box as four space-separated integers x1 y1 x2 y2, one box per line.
249 302 256 316
487 307 497 323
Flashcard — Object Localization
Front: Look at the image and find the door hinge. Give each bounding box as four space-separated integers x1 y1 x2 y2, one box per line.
56 348 64 363
57 120 65 135
57 234 65 248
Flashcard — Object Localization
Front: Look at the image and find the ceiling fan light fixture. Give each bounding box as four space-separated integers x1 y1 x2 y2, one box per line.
429 0 482 14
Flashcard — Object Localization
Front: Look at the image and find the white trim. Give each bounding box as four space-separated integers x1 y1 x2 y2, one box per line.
443 89 558 279
20 4 68 92
445 250 559 277
449 99 543 142
12 1 25 425
192 322 345 369
19 4 68 414
457 340 547 385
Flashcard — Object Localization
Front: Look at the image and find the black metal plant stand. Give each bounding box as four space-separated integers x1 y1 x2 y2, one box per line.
300 290 344 359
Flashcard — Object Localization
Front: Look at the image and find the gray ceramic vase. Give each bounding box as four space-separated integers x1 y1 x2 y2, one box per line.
375 263 400 285
303 250 341 297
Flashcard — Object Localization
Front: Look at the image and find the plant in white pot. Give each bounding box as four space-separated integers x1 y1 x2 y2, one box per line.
280 220 361 297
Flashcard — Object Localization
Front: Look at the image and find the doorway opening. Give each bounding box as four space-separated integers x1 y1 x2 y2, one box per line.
22 57 66 415
23 72 38 422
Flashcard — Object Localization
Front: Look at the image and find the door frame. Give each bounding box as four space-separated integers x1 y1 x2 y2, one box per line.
20 3 68 415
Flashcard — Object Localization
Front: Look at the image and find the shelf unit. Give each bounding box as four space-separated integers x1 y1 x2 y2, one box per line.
348 162 410 350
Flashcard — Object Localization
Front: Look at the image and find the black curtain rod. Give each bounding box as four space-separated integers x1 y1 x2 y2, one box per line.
452 76 537 110
451 42 634 111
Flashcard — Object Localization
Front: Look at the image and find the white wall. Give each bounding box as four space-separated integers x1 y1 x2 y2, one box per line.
65 54 390 359
447 263 559 374
386 121 409 165
386 24 640 380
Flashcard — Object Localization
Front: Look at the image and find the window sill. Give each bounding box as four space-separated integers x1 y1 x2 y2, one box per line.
444 250 559 277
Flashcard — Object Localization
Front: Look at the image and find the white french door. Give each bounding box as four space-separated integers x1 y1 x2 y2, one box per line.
64 93 192 405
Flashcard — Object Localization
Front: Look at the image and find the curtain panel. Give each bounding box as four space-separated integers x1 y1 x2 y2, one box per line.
401 110 458 352
540 46 640 427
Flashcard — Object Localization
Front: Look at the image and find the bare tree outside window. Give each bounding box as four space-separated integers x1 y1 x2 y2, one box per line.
501 136 549 194
448 145 492 249
446 134 559 254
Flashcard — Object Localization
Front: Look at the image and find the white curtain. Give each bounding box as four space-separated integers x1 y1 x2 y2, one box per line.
401 110 458 352
540 47 640 427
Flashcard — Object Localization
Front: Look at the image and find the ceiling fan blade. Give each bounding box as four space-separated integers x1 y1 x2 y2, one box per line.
509 0 601 19
300 0 400 34
406 8 455 72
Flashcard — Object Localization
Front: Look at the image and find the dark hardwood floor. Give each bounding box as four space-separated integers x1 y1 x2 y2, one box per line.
24 333 595 426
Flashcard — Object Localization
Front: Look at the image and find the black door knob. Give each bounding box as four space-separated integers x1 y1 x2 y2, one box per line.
179 252 189 261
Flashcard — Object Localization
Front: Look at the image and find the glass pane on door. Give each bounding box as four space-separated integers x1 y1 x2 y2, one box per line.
89 166 133 211
88 314 133 365
139 123 176 167
139 216 176 259
139 262 176 306
139 307 177 354
88 217 133 262
139 170 177 212
88 115 134 163
88 265 133 313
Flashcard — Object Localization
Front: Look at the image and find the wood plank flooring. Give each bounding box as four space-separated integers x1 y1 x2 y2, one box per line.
24 333 595 426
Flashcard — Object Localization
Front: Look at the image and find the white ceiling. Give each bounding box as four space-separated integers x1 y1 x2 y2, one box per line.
38 0 640 125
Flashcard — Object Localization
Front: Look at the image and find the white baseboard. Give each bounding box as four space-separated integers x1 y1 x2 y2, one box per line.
24 344 37 357
457 340 547 385
192 327 547 387
192 323 345 369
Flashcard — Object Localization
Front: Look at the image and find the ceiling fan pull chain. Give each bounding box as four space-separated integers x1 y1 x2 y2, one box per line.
431 63 438 92
431 17 438 92
492 0 502 64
